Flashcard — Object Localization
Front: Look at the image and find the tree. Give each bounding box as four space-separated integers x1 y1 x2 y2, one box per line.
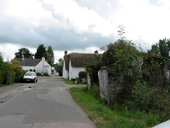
118 24 126 41
15 48 33 58
0 53 4 84
47 45 54 66
55 58 63 76
147 38 170 57
35 44 47 59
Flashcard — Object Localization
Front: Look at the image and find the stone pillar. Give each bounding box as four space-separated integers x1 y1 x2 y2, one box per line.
99 67 109 102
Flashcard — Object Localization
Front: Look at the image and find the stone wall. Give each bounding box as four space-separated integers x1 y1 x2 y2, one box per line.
98 67 109 100
98 67 120 104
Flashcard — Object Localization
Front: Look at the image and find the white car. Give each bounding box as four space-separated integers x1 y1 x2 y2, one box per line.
23 72 38 83
152 120 170 128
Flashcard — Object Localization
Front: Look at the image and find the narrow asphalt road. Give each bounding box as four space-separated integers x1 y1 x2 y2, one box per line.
0 76 96 128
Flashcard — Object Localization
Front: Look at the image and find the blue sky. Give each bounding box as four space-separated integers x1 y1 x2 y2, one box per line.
0 0 170 62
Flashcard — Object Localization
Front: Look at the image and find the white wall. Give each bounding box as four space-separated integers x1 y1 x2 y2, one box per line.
69 60 86 80
22 66 35 71
62 60 69 79
35 57 51 75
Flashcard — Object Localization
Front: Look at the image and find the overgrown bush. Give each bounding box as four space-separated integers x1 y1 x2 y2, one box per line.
99 39 170 122
36 72 42 76
0 71 4 84
130 80 150 111
78 71 87 79
43 72 49 76
86 63 102 85
4 70 16 84
11 59 25 82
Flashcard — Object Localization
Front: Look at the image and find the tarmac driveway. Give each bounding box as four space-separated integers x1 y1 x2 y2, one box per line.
0 76 95 128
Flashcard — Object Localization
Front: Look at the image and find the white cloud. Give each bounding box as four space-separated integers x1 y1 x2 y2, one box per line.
0 44 20 61
43 0 114 37
1 0 170 62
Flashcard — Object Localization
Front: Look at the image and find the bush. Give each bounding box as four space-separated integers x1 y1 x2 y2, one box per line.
5 70 16 84
43 72 49 76
0 71 4 84
15 69 24 82
78 71 87 80
131 80 150 111
36 72 42 76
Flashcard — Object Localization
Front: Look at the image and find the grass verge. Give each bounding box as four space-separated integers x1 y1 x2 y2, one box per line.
70 87 159 128
0 83 18 87
62 78 86 85
62 78 75 84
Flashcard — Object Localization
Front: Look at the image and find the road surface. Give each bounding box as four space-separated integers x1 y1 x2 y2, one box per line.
0 76 96 128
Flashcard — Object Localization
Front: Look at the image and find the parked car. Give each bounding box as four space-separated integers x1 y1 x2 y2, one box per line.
152 120 170 128
23 72 38 83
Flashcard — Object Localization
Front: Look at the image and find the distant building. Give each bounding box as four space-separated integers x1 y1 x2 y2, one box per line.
63 51 103 80
14 57 51 75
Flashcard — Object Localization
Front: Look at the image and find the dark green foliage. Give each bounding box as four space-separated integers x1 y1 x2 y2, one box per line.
11 59 25 82
147 38 170 58
15 48 33 58
47 45 54 66
0 55 5 84
78 71 87 79
55 58 63 76
4 70 16 84
43 72 49 76
35 44 47 59
129 80 150 111
99 38 170 122
3 63 15 84
14 69 24 82
70 87 159 128
36 72 42 76
86 62 102 85
0 71 3 84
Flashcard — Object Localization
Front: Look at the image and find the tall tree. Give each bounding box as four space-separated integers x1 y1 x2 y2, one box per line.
47 45 54 66
147 38 170 57
118 24 126 41
55 58 63 76
35 44 47 59
15 48 33 58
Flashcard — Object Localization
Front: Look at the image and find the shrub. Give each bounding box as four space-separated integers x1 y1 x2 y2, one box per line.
0 71 4 84
15 69 24 82
78 71 87 80
5 70 16 84
86 62 102 85
36 72 42 76
131 80 150 111
43 72 49 76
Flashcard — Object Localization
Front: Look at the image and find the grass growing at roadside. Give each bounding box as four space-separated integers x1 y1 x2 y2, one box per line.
0 83 18 87
62 78 75 84
62 78 86 85
70 87 159 128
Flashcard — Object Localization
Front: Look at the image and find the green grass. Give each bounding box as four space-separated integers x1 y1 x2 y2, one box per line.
70 87 159 128
62 78 75 84
0 83 17 87
62 78 86 85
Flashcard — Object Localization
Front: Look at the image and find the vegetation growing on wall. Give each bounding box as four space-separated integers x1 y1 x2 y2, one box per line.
86 62 102 86
101 39 170 121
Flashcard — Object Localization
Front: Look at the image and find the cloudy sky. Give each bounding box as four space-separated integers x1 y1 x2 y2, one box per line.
0 0 170 62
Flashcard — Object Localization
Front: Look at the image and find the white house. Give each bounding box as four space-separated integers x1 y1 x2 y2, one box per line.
14 57 52 75
63 51 103 80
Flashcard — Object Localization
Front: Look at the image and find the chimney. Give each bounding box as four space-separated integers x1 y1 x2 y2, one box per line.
65 51 68 55
94 50 98 55
42 57 45 67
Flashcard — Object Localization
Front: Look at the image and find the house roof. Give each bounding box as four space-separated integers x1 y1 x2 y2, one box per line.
64 53 103 71
14 58 41 66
